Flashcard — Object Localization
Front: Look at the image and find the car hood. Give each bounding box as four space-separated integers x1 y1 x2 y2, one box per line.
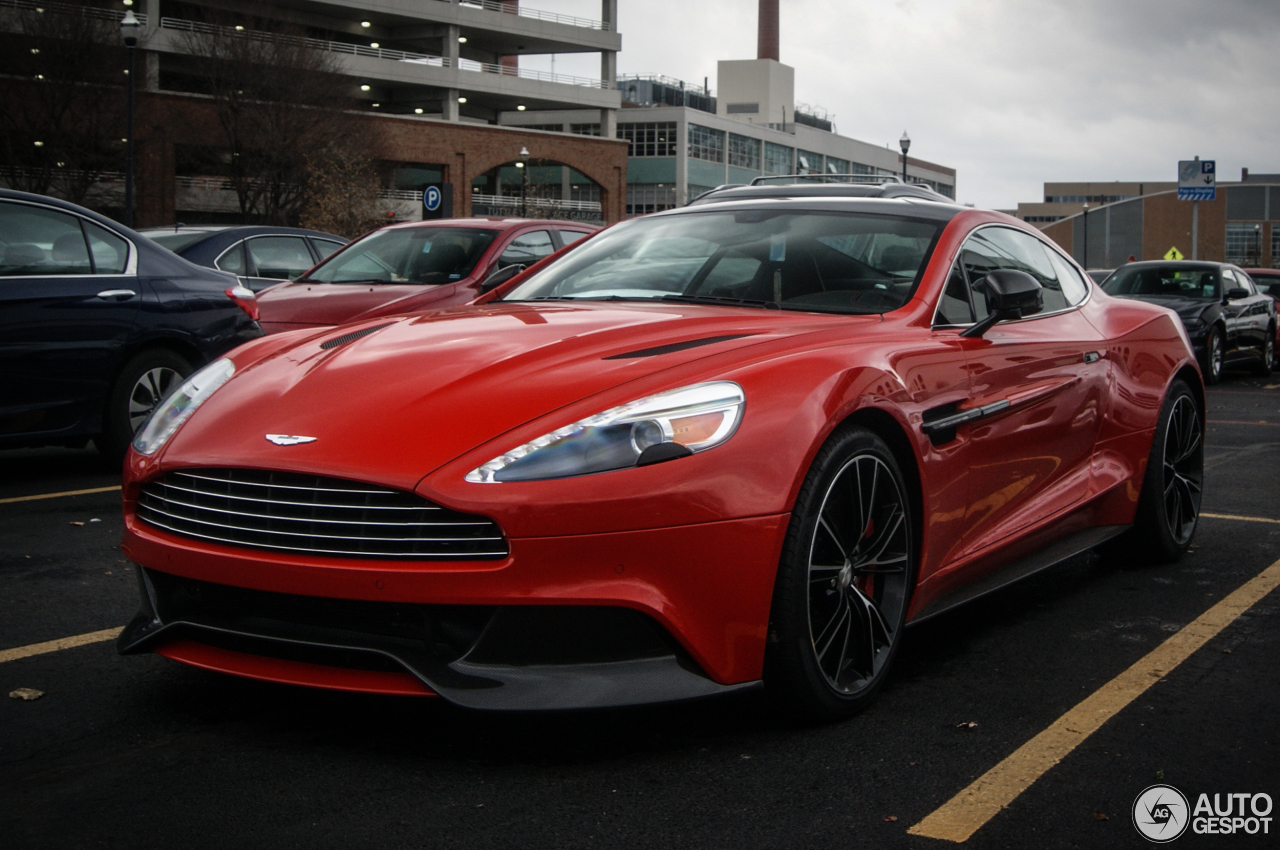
256 280 466 327
1116 293 1215 320
161 302 854 490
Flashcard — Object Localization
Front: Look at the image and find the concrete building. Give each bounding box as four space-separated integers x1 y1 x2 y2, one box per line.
1039 171 1280 269
1 0 628 225
503 0 957 216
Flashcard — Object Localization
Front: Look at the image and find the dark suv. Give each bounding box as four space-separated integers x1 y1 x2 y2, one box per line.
0 190 262 463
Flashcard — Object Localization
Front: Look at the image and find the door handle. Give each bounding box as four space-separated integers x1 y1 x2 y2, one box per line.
96 289 136 301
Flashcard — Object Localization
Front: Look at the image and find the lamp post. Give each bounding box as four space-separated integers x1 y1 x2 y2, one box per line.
899 131 910 184
120 11 141 227
518 146 530 217
1082 203 1089 268
1255 223 1262 266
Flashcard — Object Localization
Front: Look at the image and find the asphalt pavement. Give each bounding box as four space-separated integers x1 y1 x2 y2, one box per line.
2 373 1277 850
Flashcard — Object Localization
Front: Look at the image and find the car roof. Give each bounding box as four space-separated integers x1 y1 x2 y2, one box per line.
688 181 954 207
137 225 344 239
1117 260 1232 270
381 218 595 233
649 194 967 224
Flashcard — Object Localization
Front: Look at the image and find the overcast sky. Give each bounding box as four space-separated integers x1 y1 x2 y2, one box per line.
521 0 1280 209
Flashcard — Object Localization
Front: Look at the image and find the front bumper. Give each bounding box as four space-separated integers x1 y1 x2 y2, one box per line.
119 511 787 709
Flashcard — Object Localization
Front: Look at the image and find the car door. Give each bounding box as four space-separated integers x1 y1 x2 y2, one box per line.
1224 268 1269 354
0 200 140 438
243 235 317 292
948 226 1109 555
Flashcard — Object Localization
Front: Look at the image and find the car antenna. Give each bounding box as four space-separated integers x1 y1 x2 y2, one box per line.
174 222 185 232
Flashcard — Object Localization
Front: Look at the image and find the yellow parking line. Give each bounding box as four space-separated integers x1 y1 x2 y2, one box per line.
0 485 122 505
1202 512 1280 525
0 628 123 664
908 554 1280 843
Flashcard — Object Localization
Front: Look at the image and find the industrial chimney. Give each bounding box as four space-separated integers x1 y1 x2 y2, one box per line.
758 0 779 61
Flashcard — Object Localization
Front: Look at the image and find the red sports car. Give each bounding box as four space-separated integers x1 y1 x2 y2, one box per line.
117 183 1205 720
255 218 597 334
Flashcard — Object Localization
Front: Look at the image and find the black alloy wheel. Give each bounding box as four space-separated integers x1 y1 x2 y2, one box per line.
1111 379 1203 563
766 426 915 721
98 349 192 466
1203 326 1224 385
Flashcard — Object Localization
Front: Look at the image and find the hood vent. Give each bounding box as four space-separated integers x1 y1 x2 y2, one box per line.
603 334 753 360
320 322 394 350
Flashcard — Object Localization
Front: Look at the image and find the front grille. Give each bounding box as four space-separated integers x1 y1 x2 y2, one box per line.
137 468 508 560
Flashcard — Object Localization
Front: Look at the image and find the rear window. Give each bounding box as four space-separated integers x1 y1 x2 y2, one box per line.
306 227 497 285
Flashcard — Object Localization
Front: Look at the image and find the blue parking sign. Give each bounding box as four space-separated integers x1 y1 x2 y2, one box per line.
424 186 442 212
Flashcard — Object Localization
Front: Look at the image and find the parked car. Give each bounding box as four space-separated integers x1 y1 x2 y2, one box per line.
138 225 347 292
1087 269 1113 284
0 190 262 463
1101 260 1275 383
254 218 597 333
1244 268 1280 344
118 183 1204 720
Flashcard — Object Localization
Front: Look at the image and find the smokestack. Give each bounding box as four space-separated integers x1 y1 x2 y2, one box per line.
758 0 779 61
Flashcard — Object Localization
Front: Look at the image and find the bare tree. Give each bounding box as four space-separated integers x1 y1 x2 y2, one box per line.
299 143 386 239
0 5 127 209
178 12 380 226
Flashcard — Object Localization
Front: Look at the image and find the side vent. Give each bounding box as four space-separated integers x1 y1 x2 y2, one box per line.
603 334 752 360
320 323 394 350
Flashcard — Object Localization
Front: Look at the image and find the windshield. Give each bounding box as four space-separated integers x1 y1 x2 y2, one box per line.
1102 265 1221 300
145 231 214 252
503 210 941 314
305 227 497 284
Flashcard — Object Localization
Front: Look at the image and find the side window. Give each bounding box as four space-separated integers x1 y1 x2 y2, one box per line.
83 222 129 274
1044 248 1089 306
311 238 345 260
976 226 1069 312
559 230 589 247
936 260 975 325
215 242 247 275
247 236 314 279
0 202 91 276
499 230 555 268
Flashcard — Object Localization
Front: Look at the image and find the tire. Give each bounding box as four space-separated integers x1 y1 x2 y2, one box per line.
1252 327 1274 377
764 426 916 722
1202 326 1224 385
97 349 192 466
1112 379 1204 565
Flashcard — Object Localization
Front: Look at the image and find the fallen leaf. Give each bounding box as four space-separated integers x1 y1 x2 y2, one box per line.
908 761 918 766
70 521 85 526
1223 649 1232 654
89 518 101 523
884 816 898 822
9 688 44 701
1094 812 1109 821
956 721 979 729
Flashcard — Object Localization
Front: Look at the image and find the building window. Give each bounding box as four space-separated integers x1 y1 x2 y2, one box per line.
626 183 677 217
1045 194 1132 204
688 124 725 163
728 134 760 170
824 156 849 175
1273 230 1280 269
618 123 678 158
1023 215 1063 223
571 123 601 136
1226 223 1264 265
763 142 793 175
796 150 823 174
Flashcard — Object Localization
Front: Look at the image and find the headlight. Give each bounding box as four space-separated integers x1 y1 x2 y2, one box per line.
466 381 745 483
131 358 235 455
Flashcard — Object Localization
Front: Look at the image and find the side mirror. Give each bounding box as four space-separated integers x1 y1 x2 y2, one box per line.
479 263 526 294
960 270 1044 338
1224 287 1250 302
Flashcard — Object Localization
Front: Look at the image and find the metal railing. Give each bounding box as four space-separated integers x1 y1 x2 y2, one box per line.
0 0 147 26
456 57 606 88
440 0 609 32
472 193 601 212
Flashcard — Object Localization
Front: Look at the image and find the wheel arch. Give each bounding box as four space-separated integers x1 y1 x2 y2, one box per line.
838 406 926 570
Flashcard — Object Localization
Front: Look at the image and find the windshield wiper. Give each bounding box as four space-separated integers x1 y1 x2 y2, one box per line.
661 294 780 310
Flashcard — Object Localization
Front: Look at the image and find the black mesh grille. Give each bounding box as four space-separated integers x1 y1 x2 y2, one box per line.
319 323 394 350
137 468 508 560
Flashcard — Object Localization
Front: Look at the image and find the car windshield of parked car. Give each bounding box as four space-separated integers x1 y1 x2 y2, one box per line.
144 231 216 252
1103 265 1221 300
502 211 941 314
303 227 497 285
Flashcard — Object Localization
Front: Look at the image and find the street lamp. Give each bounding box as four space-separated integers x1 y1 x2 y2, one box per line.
120 10 141 227
1255 223 1262 266
518 146 530 217
1082 203 1089 268
899 131 910 184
